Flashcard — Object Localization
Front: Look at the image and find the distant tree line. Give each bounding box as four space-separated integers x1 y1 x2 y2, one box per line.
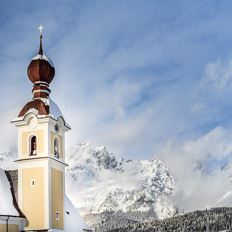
90 207 232 232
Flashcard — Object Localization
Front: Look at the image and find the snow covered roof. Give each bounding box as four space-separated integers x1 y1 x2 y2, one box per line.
64 195 92 232
15 97 71 128
0 169 21 216
45 98 63 119
31 53 54 67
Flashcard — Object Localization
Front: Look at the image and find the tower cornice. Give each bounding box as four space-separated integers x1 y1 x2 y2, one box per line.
11 113 71 131
15 156 68 167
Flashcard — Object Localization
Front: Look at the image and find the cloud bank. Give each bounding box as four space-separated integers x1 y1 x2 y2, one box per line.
158 127 232 211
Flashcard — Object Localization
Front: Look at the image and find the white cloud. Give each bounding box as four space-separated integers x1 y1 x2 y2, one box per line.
205 59 232 89
157 127 232 212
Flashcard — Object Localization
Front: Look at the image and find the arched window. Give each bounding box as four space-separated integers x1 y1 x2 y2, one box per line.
30 136 37 156
54 137 59 159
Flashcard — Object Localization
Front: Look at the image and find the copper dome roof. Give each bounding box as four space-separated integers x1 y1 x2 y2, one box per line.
27 55 55 84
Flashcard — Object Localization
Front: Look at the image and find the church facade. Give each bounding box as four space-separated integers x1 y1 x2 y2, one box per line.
0 28 92 232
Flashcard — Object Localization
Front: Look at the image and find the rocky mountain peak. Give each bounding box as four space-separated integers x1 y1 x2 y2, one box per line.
66 143 176 221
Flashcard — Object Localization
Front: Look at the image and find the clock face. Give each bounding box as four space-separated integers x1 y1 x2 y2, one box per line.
55 123 60 133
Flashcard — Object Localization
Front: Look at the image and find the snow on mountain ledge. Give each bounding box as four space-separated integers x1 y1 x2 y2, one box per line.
0 148 17 170
66 143 176 220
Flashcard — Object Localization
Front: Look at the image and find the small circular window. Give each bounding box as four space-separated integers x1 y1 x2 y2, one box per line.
55 123 59 133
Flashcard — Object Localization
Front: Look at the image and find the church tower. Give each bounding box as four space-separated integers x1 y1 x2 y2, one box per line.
11 26 71 231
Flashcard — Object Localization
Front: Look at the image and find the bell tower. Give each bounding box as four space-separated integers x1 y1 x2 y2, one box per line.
11 26 71 231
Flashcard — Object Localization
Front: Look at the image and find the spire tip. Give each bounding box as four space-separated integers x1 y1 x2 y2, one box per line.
38 25 44 55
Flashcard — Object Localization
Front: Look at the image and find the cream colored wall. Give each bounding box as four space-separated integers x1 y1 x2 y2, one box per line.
21 130 44 158
0 224 18 232
51 168 64 230
15 113 68 231
22 167 45 230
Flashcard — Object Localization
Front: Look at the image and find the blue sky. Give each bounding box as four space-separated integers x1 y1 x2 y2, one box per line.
1 0 232 162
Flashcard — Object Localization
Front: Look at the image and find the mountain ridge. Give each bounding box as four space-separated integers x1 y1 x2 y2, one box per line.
66 142 176 221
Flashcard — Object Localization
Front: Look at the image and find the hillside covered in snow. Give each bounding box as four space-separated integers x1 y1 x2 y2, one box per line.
66 142 176 226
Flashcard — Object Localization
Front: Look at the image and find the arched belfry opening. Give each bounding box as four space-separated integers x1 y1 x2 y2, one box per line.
54 137 59 159
30 136 37 156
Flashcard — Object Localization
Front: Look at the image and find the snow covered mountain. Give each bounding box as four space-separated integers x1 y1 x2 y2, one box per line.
66 142 176 222
0 142 177 225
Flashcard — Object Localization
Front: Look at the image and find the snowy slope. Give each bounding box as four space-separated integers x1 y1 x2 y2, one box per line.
217 191 232 207
66 143 176 221
64 195 92 232
0 168 19 216
217 161 232 207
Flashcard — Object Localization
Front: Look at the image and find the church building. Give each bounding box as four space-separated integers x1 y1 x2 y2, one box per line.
0 27 92 232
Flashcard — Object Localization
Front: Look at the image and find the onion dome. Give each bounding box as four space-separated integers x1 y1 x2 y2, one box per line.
27 26 55 99
14 26 71 129
27 33 55 85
